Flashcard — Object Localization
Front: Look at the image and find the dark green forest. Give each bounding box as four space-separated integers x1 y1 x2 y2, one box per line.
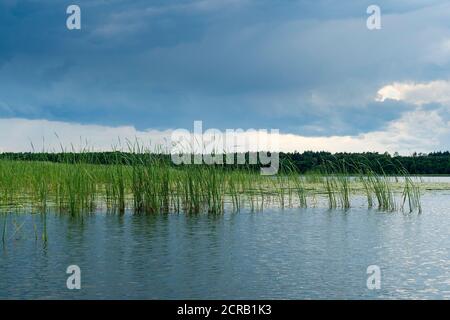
1 151 449 174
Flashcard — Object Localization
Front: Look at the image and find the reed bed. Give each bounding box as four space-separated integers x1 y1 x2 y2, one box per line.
0 153 423 216
0 153 426 246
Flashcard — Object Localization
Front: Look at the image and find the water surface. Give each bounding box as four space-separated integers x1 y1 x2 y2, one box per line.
1 191 449 299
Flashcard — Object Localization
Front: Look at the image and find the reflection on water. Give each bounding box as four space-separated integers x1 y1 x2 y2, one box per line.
0 192 449 299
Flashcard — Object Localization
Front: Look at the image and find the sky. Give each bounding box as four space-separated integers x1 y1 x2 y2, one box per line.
0 0 450 154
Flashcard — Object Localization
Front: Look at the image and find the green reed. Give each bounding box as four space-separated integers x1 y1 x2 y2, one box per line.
0 149 423 215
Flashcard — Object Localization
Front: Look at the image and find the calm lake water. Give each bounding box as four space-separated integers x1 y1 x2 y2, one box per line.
1 188 449 299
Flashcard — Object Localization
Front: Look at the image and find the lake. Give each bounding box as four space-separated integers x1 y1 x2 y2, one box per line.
1 184 449 299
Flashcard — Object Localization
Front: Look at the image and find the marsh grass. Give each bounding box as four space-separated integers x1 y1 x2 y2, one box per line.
398 168 422 214
0 149 423 216
320 161 351 210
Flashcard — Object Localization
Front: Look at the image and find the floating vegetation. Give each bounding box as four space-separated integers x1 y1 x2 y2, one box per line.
0 149 424 216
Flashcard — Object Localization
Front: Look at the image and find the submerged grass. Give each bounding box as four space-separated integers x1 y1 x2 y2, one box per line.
0 150 424 215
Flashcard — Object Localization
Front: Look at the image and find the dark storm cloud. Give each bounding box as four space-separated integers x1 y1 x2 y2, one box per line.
0 0 449 134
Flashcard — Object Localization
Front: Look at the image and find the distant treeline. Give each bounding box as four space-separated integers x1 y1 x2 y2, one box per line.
0 151 449 174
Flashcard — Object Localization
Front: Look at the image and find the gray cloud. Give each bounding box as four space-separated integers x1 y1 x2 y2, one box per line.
0 0 450 138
